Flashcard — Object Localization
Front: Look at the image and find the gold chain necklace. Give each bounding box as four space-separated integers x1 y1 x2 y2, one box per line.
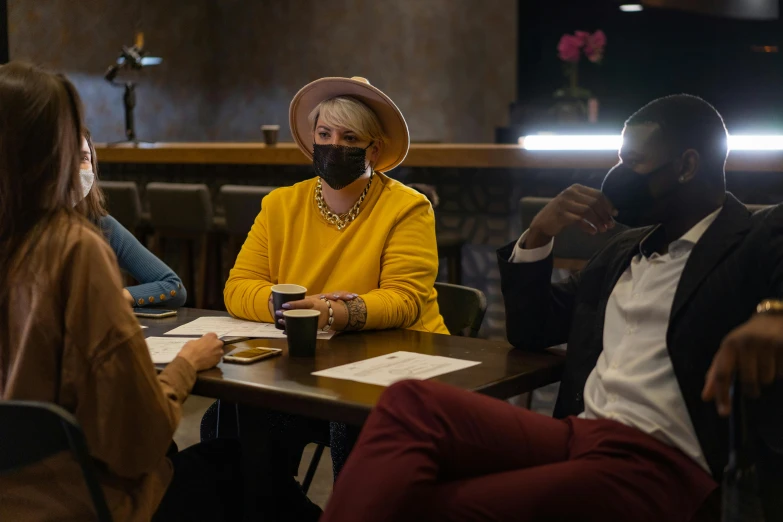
315 174 374 231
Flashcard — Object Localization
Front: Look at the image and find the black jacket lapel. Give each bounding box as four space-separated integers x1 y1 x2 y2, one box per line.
669 194 751 323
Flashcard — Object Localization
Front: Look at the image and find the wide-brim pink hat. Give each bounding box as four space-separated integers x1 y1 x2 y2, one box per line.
289 76 410 173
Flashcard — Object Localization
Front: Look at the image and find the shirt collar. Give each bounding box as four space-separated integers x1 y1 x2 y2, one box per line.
639 206 723 259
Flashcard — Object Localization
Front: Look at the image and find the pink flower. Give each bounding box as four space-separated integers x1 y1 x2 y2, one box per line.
558 34 583 63
575 31 590 46
584 30 607 63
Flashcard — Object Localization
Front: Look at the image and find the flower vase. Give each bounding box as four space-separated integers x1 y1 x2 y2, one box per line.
550 63 590 123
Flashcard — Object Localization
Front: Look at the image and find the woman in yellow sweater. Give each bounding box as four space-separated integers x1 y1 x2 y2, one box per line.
224 76 447 334
218 77 447 521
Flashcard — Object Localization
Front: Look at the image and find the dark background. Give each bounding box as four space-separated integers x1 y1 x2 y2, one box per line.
509 0 783 138
1 0 8 64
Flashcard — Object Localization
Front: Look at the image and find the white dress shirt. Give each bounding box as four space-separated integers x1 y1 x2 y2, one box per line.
510 208 722 471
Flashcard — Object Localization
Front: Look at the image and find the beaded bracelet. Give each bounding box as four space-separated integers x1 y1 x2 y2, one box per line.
320 297 334 331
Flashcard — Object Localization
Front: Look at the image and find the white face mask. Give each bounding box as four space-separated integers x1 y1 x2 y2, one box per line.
79 168 94 200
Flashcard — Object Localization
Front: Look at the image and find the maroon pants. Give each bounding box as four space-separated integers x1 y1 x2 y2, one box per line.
321 380 719 522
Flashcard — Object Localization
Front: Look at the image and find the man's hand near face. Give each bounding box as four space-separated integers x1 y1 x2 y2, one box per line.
526 184 617 249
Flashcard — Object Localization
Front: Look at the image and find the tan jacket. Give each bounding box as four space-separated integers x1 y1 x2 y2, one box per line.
0 215 196 521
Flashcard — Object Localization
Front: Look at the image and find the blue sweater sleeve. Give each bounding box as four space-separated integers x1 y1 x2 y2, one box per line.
100 215 188 308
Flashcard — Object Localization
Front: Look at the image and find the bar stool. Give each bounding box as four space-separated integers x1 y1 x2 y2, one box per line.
437 233 464 285
146 182 217 309
407 183 465 285
98 180 143 233
220 185 276 258
99 180 148 287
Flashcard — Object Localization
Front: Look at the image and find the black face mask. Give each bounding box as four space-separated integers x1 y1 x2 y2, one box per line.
601 160 677 227
312 143 372 190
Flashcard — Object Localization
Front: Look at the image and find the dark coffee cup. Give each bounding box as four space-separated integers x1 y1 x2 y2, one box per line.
261 125 280 146
272 284 307 330
283 309 320 357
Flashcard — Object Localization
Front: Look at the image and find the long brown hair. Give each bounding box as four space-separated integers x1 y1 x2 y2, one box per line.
78 127 108 222
0 62 86 311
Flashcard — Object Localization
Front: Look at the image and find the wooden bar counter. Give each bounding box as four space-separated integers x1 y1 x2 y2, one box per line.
95 142 783 172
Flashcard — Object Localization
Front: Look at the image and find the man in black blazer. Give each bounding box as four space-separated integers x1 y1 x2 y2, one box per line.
318 95 782 522
499 94 782 520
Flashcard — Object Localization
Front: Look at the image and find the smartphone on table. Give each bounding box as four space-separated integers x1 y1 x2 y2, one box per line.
133 309 177 319
219 336 251 346
223 347 282 364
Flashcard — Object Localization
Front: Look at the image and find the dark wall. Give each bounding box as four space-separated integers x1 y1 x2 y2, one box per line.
8 0 516 143
515 0 783 132
8 0 218 141
210 0 516 144
645 0 778 20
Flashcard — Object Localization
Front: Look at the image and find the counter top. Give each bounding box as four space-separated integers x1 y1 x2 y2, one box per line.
94 142 783 172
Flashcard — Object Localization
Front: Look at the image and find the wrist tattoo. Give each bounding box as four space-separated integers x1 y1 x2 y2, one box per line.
344 297 367 331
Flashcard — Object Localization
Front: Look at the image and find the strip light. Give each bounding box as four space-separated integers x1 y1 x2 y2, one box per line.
519 135 783 151
619 4 644 12
727 135 783 150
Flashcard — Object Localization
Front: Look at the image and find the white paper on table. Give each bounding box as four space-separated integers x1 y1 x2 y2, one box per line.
164 316 335 340
145 336 200 364
311 351 481 386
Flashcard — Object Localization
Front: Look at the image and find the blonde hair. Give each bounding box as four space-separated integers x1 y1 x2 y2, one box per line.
308 96 387 147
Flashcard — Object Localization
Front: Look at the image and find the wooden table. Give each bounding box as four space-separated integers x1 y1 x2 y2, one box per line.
141 308 564 426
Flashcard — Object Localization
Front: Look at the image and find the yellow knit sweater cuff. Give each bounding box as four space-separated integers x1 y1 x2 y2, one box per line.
359 291 385 331
256 286 275 324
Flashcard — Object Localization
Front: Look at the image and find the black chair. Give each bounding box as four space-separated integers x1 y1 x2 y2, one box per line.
520 197 626 271
0 401 112 521
301 282 489 493
436 234 465 285
99 180 148 287
98 180 143 233
434 282 487 337
406 183 464 285
720 379 783 521
146 182 219 308
220 184 276 258
747 203 772 214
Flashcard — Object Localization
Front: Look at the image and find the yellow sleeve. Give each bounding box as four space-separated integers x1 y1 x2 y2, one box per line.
223 202 275 322
361 200 439 330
